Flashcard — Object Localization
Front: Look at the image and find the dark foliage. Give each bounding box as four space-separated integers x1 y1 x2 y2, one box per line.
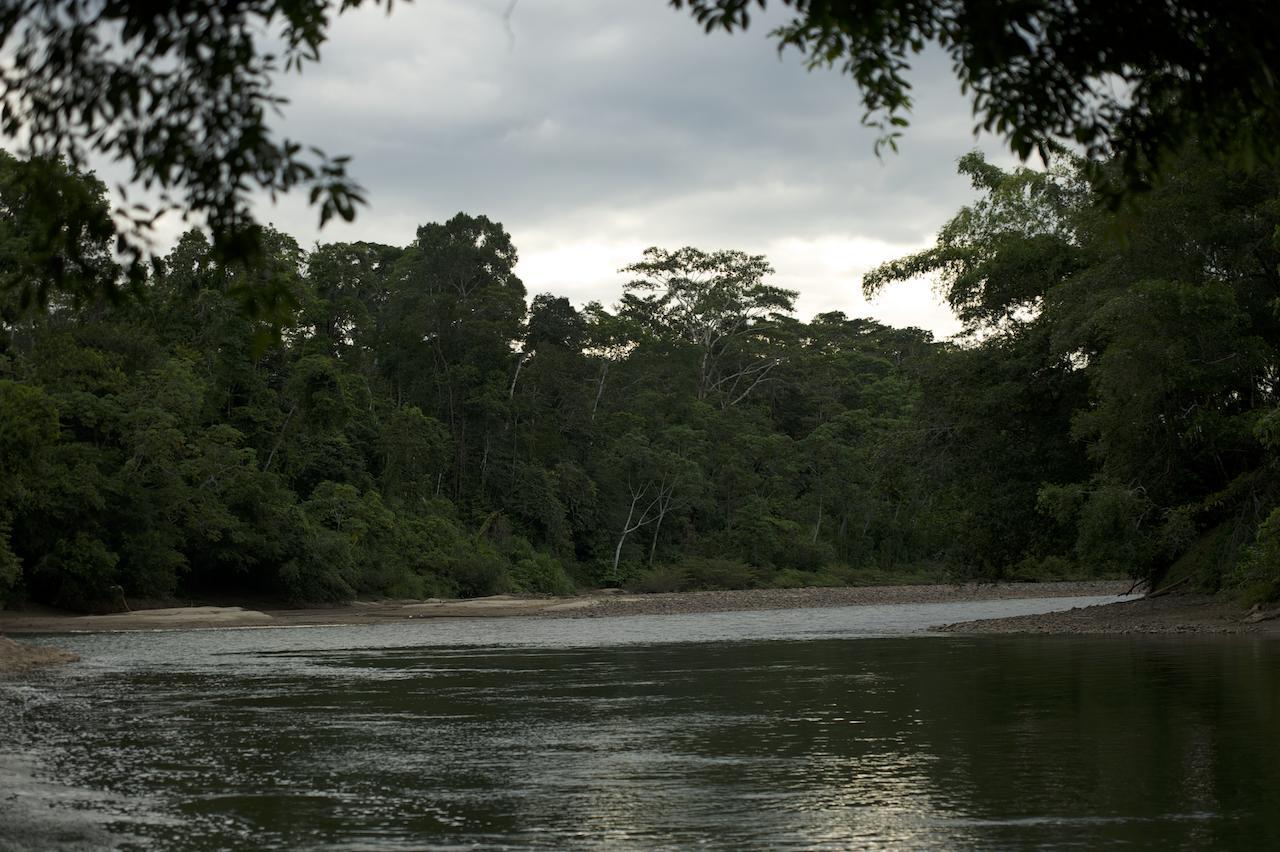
3 148 1279 609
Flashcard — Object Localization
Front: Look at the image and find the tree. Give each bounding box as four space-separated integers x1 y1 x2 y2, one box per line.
866 148 1280 587
0 381 59 603
380 213 527 503
380 406 452 508
621 247 796 407
0 152 121 311
0 0 372 280
863 150 1087 335
302 241 402 362
671 1 1280 197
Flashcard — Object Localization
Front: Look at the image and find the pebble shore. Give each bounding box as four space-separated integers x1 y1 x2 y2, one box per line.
937 593 1280 635
548 580 1131 619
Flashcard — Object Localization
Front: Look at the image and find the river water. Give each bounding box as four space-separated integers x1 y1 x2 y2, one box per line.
3 594 1278 850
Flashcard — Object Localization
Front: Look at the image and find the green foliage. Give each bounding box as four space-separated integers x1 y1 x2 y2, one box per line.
872 147 1280 588
380 407 451 507
5 145 1280 610
444 550 509 599
505 543 576 597
630 566 687 594
0 379 59 605
0 0 375 296
0 152 123 309
672 1 1280 199
1236 511 1280 604
631 558 762 593
0 522 21 605
30 533 120 612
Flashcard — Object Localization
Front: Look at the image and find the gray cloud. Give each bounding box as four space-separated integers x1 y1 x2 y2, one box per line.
253 1 1017 334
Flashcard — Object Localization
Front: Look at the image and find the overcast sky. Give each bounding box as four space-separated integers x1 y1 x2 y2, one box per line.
242 1 1017 337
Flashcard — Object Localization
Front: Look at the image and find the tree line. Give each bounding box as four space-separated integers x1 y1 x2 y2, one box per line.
2 146 1278 610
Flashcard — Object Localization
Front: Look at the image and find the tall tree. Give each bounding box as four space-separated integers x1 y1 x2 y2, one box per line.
621 247 796 406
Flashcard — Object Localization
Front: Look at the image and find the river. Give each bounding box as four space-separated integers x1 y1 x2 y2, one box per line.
2 594 1278 850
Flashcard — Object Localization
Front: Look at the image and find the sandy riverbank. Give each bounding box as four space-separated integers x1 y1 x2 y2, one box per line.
3 580 1275 673
1 580 1126 637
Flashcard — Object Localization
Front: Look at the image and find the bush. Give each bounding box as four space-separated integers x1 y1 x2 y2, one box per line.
507 551 576 596
768 568 811 589
1006 554 1083 582
630 565 685 593
629 557 761 593
383 573 430 601
276 528 357 605
1233 510 1280 604
683 557 762 590
445 550 508 597
30 533 121 612
0 528 20 607
773 539 835 573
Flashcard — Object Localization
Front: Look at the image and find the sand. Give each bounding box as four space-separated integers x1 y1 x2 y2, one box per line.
3 579 1274 673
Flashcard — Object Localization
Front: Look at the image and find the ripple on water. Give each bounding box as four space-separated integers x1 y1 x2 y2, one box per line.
4 600 1278 850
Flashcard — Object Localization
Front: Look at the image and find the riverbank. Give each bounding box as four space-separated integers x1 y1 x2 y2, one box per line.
548 580 1132 618
939 593 1280 635
4 580 1275 670
1 580 1125 638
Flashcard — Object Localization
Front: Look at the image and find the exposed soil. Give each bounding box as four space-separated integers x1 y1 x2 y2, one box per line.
938 594 1280 635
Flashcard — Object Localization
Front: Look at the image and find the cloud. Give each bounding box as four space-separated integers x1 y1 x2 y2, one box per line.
119 0 1021 336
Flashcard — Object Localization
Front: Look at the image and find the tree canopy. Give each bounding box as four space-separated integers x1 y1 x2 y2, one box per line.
0 0 376 298
672 1 1280 194
4 147 1279 610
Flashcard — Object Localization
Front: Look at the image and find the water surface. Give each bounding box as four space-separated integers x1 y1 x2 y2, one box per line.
3 595 1277 850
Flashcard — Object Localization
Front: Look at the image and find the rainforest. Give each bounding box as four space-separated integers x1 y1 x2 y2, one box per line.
2 146 1279 612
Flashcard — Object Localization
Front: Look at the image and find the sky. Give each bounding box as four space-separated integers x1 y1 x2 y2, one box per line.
210 1 1018 337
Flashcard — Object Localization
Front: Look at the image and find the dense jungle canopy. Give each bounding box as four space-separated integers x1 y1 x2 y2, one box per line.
2 147 1278 610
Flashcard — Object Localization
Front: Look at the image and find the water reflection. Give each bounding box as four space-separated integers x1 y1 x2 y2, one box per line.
3 613 1278 850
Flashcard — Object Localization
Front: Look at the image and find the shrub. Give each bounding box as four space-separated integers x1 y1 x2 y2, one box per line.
773 539 835 573
276 528 356 604
507 551 576 596
682 557 761 590
628 557 762 593
1234 509 1280 604
0 527 20 607
1007 555 1081 582
768 568 811 589
445 550 509 598
630 566 685 593
30 533 121 612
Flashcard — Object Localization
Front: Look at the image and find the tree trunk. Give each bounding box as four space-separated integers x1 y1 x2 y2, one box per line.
508 352 527 400
648 508 666 567
263 403 298 472
612 533 629 580
591 361 609 423
612 487 643 579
